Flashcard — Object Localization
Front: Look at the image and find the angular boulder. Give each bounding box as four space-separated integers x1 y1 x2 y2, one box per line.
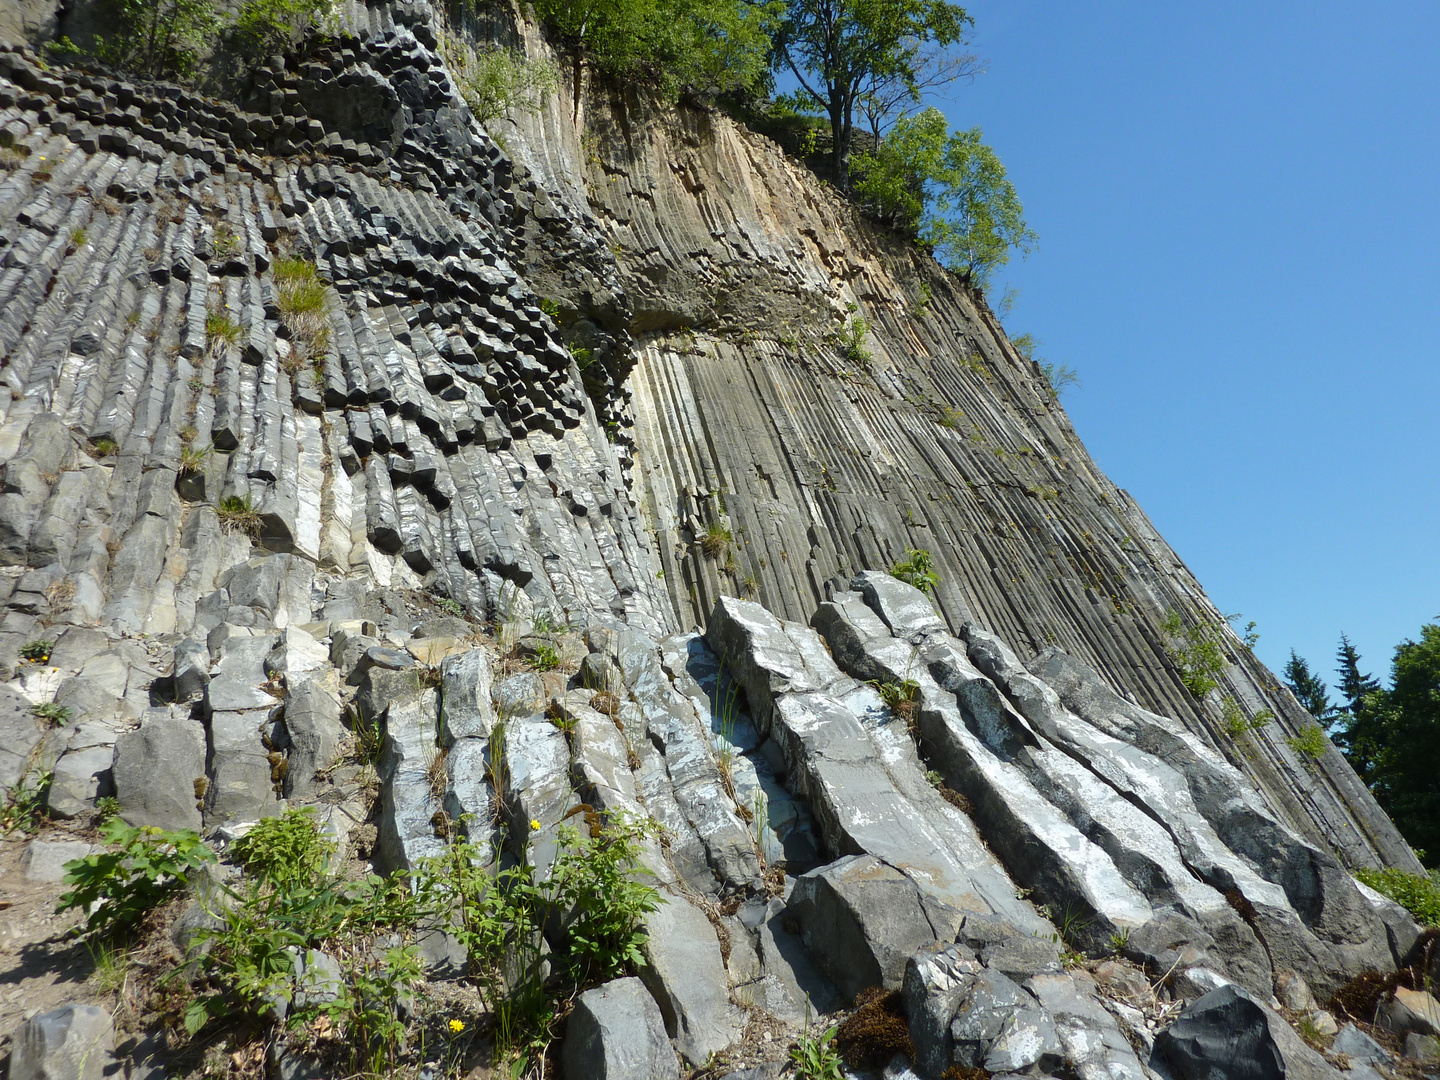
10 1003 115 1080
1156 984 1341 1080
112 708 206 831
561 977 679 1080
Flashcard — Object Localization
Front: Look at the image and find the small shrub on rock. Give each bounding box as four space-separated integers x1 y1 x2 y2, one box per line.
890 547 939 593
231 806 333 888
58 818 217 941
1355 867 1440 926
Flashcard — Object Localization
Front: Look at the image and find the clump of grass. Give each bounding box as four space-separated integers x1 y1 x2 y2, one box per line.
212 223 241 256
32 701 73 727
873 678 920 729
205 311 241 347
425 746 450 802
274 257 331 373
217 494 263 537
179 444 211 476
700 521 732 559
89 437 119 458
69 226 89 249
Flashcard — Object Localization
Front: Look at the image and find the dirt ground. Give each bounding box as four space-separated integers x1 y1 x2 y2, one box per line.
0 820 116 1064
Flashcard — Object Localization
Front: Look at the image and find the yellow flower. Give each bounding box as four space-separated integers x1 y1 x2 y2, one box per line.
448 1019 465 1034
530 818 542 832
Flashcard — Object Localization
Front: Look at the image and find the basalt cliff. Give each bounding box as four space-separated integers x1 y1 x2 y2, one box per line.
0 5 1434 1079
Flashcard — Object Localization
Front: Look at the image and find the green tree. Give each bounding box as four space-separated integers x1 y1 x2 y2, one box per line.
1336 634 1381 710
1331 634 1385 782
92 0 223 78
1371 625 1440 866
535 0 779 98
1283 649 1334 723
773 0 974 188
855 107 1035 286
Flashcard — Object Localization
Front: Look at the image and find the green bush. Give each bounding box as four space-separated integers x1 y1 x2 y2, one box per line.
1160 612 1227 699
19 639 54 662
890 548 940 594
839 316 872 366
1354 867 1440 926
1286 723 1329 764
58 818 217 940
548 815 661 982
231 807 333 889
31 701 73 727
230 0 333 53
425 813 659 1070
1 767 52 834
855 107 1036 287
91 0 223 78
790 1020 844 1080
440 37 560 124
187 868 424 1034
1220 696 1274 740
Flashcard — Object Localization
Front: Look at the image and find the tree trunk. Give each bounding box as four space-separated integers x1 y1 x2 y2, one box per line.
829 96 848 191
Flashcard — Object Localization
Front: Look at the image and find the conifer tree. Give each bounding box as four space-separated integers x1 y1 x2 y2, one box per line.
1335 634 1381 711
1283 650 1333 723
1331 634 1385 784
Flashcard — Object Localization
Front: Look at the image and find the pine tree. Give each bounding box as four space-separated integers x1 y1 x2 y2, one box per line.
1335 634 1381 711
1283 650 1333 722
1331 634 1385 784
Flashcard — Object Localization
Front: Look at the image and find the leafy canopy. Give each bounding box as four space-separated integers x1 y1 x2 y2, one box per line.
534 0 780 98
775 0 973 184
856 107 1035 286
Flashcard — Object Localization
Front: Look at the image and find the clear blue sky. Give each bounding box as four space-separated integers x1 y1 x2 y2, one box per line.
935 1 1440 694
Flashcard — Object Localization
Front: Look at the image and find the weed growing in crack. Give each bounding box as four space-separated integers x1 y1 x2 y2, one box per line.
890 547 939 593
217 494 263 537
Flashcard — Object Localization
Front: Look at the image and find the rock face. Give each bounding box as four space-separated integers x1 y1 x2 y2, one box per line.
10 1004 115 1080
1156 985 1340 1080
0 4 1427 1076
561 977 680 1080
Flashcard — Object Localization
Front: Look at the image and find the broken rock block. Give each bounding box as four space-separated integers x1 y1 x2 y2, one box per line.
10 1003 115 1080
112 707 207 831
1156 984 1341 1080
560 976 678 1080
789 854 961 1001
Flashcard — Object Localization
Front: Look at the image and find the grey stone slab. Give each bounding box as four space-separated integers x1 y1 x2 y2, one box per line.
639 893 745 1065
10 1003 115 1080
21 839 103 883
561 977 679 1080
439 647 495 745
112 708 206 831
1156 984 1341 1080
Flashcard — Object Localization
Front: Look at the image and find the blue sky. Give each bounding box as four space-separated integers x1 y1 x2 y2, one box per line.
933 1 1440 693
